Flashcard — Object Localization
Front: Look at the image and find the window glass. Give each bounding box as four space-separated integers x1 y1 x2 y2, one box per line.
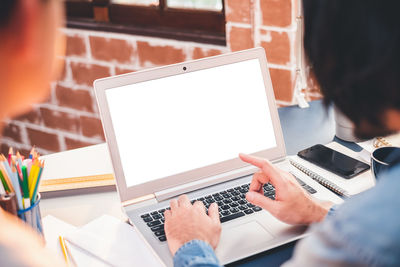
112 0 159 6
167 0 222 11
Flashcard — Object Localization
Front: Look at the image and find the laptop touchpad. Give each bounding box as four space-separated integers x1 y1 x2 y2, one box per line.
216 221 274 262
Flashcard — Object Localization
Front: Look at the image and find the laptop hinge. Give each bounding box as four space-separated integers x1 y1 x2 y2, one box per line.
154 165 258 202
272 156 287 164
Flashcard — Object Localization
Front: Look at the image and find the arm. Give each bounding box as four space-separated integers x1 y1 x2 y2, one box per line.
165 154 335 267
173 240 221 267
164 195 222 267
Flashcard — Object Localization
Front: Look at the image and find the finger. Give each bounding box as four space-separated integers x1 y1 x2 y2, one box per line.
177 195 191 208
170 199 178 212
249 172 268 193
208 203 220 223
246 191 276 212
239 153 284 188
164 209 171 220
193 201 206 213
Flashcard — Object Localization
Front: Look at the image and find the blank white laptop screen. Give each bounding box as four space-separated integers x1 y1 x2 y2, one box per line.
105 59 277 188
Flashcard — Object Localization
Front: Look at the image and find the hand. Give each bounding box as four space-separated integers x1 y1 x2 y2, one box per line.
164 195 221 256
239 153 333 225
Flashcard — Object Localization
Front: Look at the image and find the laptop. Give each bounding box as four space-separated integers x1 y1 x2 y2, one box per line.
94 47 343 266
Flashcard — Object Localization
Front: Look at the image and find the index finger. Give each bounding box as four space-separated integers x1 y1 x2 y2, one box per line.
239 153 284 188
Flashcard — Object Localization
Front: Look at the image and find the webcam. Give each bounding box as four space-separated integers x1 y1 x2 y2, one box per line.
183 67 187 71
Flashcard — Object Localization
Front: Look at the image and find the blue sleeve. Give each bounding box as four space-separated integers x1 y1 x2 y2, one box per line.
173 240 222 267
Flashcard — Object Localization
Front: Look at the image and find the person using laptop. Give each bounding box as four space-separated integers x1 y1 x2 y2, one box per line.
164 1 400 266
0 0 66 266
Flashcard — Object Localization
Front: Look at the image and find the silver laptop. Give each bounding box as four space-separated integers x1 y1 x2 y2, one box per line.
94 48 343 266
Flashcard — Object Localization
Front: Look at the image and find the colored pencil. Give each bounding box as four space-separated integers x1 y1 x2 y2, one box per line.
31 161 43 204
28 162 39 195
29 147 35 160
0 161 14 192
0 174 5 194
0 147 44 209
0 169 10 193
10 166 23 210
8 147 13 165
21 165 30 209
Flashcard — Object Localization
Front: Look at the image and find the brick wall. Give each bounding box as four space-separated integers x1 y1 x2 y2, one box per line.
1 0 321 155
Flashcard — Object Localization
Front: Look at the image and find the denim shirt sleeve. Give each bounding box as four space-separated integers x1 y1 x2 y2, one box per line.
172 206 341 267
173 240 222 267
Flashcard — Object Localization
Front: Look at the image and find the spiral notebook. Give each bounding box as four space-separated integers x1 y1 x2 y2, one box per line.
289 142 375 197
289 160 350 198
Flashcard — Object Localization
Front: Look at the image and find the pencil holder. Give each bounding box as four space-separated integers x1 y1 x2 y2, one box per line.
17 194 43 236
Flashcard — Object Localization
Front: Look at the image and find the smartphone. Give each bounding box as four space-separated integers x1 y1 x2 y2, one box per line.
297 144 370 179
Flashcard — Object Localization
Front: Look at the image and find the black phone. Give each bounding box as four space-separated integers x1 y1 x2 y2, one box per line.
297 144 370 179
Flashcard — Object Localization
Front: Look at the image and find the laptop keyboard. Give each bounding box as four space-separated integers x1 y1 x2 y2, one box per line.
141 174 316 242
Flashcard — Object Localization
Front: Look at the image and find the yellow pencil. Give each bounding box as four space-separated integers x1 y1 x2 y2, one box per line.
28 164 40 199
59 236 69 266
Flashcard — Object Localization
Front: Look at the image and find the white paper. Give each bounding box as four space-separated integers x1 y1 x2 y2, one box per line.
66 215 163 267
40 143 113 180
43 215 77 261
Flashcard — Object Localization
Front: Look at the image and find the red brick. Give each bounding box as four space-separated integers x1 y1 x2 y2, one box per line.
260 31 290 65
115 67 135 75
14 109 42 124
2 123 22 143
0 144 30 158
269 68 294 102
225 0 251 23
65 137 96 150
229 26 253 51
90 36 135 64
192 48 222 60
261 0 292 27
70 62 110 86
40 107 80 133
66 35 86 57
55 85 94 113
80 116 105 140
27 128 60 152
0 144 8 156
137 41 186 66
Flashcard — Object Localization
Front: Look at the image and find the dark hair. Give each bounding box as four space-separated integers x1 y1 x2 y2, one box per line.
303 1 400 138
0 0 18 27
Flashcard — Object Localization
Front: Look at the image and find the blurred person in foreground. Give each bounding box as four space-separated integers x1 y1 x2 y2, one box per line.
0 0 66 266
165 1 400 266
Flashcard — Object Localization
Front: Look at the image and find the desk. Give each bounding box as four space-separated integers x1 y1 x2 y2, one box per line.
41 100 338 266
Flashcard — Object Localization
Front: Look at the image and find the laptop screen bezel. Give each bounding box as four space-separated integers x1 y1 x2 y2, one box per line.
94 48 286 202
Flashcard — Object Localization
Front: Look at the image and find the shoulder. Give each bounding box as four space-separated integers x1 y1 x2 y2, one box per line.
321 164 400 265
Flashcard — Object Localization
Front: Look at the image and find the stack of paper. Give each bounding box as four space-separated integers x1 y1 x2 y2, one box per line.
43 215 163 267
